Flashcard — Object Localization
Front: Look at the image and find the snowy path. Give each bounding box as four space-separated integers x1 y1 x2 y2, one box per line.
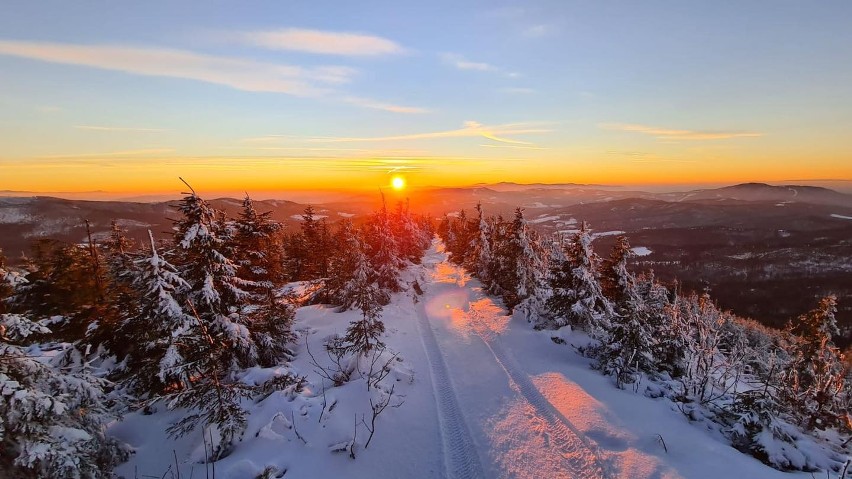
416 243 607 479
415 301 488 479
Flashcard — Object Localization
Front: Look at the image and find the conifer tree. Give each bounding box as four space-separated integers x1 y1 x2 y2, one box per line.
546 222 612 335
364 197 404 293
492 208 544 311
172 181 256 369
784 296 846 430
122 231 193 396
464 202 494 285
233 195 284 287
595 236 655 387
15 239 101 342
0 312 127 478
232 195 294 366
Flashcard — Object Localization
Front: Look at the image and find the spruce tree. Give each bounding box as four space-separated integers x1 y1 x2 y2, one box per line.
0 312 127 478
595 236 655 387
122 231 193 396
546 222 612 335
364 198 404 293
464 202 494 285
784 296 846 430
232 196 294 366
172 181 256 369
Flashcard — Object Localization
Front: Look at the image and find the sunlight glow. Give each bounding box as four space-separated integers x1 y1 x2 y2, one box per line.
391 175 406 191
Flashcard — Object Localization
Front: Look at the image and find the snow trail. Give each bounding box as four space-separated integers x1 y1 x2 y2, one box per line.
416 241 608 478
474 326 610 478
415 301 487 479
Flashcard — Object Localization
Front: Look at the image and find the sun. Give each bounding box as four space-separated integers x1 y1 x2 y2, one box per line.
391 175 406 191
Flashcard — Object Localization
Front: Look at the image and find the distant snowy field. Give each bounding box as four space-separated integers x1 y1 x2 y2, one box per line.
110 242 820 478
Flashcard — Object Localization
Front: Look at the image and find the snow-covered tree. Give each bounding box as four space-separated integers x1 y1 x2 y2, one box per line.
464 202 494 284
595 236 655 387
15 239 101 342
172 182 256 369
546 222 612 335
783 296 846 430
0 313 127 478
122 231 193 396
492 208 544 311
391 199 430 264
364 197 404 293
233 195 285 287
232 195 294 366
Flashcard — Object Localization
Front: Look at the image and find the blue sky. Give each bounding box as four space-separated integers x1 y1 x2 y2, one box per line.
2 1 851 194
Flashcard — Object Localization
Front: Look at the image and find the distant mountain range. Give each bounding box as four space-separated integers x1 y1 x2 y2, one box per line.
1 181 850 342
1 182 850 260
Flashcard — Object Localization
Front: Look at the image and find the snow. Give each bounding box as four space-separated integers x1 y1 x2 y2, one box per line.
338 212 356 218
592 230 626 239
109 240 819 479
114 218 153 227
528 215 561 224
290 214 328 221
830 214 852 220
0 208 35 224
630 246 652 257
523 202 563 209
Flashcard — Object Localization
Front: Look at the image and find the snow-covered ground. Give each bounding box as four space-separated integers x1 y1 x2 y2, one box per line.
111 241 819 478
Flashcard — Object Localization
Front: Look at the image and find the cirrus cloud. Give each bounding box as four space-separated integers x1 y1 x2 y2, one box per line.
236 28 404 56
0 40 426 114
599 122 763 141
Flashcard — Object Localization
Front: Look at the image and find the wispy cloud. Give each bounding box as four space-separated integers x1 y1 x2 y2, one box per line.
479 144 546 150
0 40 348 97
75 125 168 132
599 123 763 141
342 96 429 114
441 53 496 72
0 40 425 113
236 28 404 56
38 148 174 159
301 121 551 145
440 53 522 79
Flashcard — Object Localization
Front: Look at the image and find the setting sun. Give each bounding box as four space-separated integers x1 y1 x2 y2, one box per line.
391 176 406 191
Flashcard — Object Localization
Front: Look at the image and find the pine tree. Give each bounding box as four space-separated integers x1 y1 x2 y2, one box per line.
464 202 494 285
96 221 140 358
447 209 472 265
0 313 127 478
122 231 194 396
493 208 544 311
286 205 331 281
172 181 256 369
15 239 101 343
391 199 430 264
595 236 655 387
232 196 294 366
546 222 612 335
333 223 389 311
233 195 284 287
784 296 846 430
364 198 404 293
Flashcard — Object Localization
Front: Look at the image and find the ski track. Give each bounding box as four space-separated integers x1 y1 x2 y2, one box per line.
474 321 610 479
417 246 610 479
415 299 488 479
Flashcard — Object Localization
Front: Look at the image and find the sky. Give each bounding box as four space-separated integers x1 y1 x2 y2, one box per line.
1 1 851 197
